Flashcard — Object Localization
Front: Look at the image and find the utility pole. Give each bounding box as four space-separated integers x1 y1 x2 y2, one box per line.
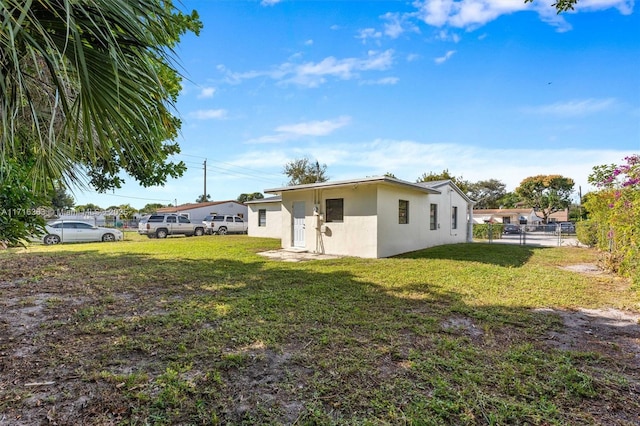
203 159 207 202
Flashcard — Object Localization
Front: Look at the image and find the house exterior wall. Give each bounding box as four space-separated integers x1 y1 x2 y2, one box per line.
376 185 430 257
279 191 314 251
280 186 379 258
247 202 282 238
276 181 471 258
376 183 469 257
317 185 378 258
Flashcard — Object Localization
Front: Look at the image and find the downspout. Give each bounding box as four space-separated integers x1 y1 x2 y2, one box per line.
467 203 474 243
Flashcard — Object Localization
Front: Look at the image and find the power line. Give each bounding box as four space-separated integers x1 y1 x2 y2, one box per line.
174 154 284 181
180 160 282 185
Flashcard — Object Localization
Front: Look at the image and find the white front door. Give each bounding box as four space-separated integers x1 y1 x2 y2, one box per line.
293 201 305 248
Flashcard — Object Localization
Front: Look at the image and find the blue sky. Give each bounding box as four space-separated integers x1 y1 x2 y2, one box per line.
74 0 640 209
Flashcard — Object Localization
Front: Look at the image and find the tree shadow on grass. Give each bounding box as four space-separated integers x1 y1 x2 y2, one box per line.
394 242 547 268
0 248 638 425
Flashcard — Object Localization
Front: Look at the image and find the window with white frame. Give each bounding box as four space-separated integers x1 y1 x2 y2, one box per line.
258 209 266 227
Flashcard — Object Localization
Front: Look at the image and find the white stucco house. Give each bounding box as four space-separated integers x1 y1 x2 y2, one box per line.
156 200 247 224
258 176 474 258
246 196 282 238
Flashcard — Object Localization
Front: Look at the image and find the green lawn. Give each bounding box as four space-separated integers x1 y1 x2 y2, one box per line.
1 234 638 425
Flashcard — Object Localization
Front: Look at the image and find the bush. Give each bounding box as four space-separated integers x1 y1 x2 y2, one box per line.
473 223 503 240
575 220 598 247
0 161 47 247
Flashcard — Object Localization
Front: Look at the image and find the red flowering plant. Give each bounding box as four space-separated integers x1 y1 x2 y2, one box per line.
585 155 639 284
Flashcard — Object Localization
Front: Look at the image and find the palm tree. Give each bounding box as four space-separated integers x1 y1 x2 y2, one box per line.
0 0 200 190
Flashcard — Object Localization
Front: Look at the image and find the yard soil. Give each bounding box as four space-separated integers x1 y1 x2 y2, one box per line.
1 256 639 425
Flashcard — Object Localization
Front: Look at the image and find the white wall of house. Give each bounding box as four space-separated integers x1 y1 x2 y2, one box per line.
425 184 470 248
375 183 469 257
376 185 430 258
247 200 282 238
316 185 379 258
272 178 472 259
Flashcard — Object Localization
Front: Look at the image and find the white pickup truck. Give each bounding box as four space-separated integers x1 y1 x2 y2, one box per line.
202 215 248 235
138 214 205 238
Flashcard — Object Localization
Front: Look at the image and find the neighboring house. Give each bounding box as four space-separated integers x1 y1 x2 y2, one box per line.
547 209 570 223
472 208 569 225
246 196 282 239
263 176 474 259
472 208 541 225
156 200 247 224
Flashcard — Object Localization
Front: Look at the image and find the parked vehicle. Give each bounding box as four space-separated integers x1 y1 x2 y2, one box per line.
203 215 248 235
554 222 576 234
502 224 521 234
41 221 123 245
138 214 205 238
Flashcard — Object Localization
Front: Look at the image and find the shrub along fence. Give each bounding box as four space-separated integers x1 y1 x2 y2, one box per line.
581 188 639 286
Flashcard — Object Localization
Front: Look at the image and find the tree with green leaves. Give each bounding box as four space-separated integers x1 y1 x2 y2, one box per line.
0 0 201 244
583 155 639 283
283 158 329 185
515 175 574 223
0 160 48 247
468 179 506 209
416 169 470 194
196 194 212 203
141 203 167 214
524 0 580 13
237 193 265 203
117 204 138 221
496 192 524 209
49 187 75 211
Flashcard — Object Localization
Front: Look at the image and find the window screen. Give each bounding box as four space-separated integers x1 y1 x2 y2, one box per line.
325 199 344 222
399 200 409 224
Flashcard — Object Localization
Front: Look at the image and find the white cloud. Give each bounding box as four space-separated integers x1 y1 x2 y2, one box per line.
434 50 456 64
435 29 461 42
224 50 395 88
233 138 636 195
523 98 618 116
360 76 400 85
246 116 351 143
576 0 634 14
413 0 527 29
409 0 633 32
260 0 280 6
189 109 228 120
198 87 216 98
381 12 420 38
304 39 314 46
277 116 351 136
357 28 383 43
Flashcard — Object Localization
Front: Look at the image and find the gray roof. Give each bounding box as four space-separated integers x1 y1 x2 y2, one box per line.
265 176 440 195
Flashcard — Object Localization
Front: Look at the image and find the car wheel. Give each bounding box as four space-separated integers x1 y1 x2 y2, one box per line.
217 227 228 235
194 227 204 236
102 233 115 242
43 234 61 245
156 229 168 239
